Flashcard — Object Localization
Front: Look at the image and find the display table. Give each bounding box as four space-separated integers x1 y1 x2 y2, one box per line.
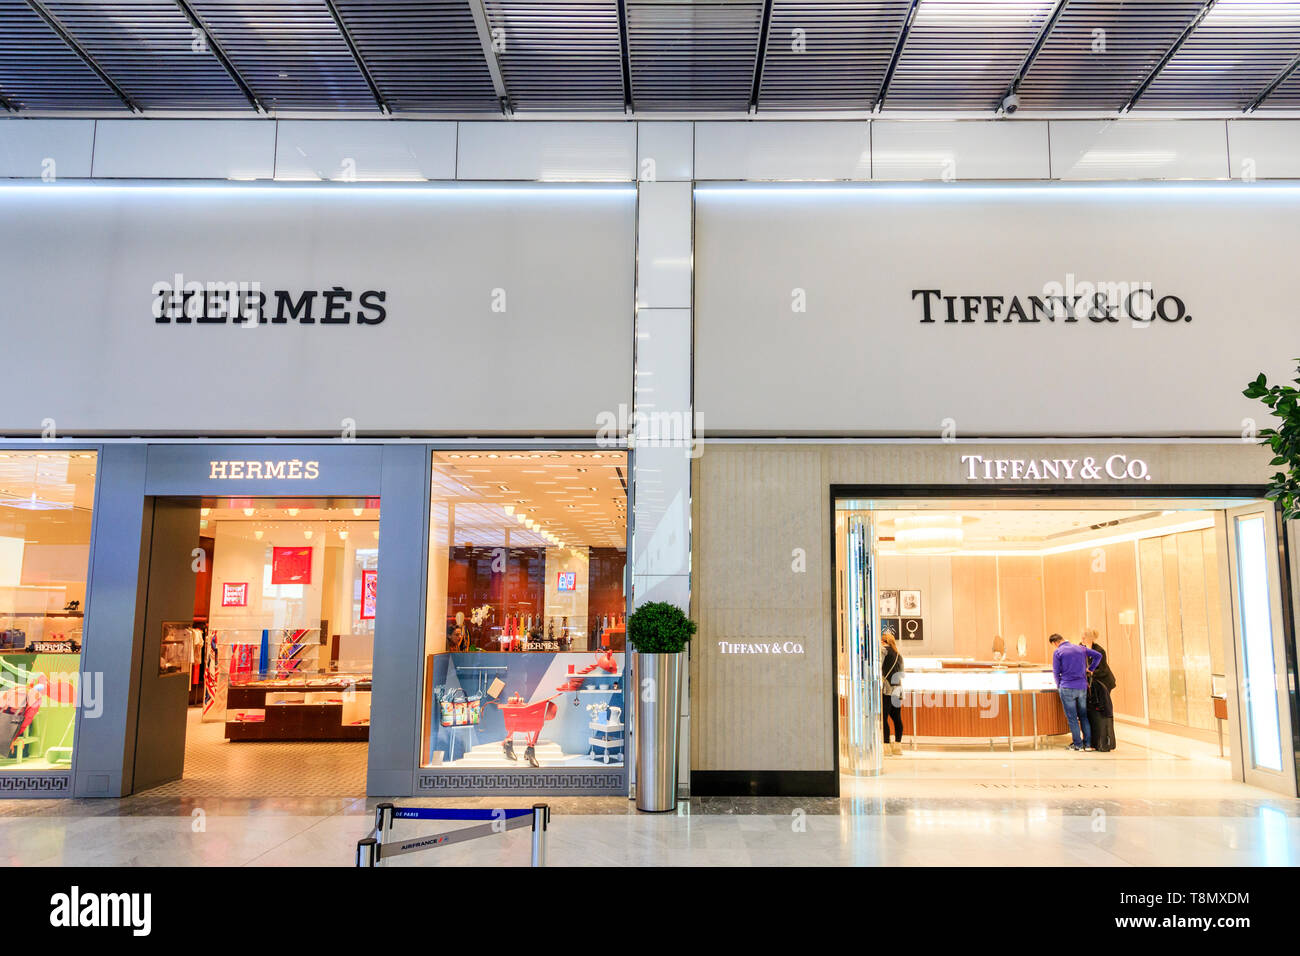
897 669 1069 750
225 677 371 742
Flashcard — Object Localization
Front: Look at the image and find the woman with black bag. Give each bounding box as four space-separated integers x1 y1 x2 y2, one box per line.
881 630 905 756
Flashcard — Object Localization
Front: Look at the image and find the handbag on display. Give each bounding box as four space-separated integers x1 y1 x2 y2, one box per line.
436 686 483 727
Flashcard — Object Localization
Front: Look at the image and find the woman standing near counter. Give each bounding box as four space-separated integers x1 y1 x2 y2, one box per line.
882 631 905 756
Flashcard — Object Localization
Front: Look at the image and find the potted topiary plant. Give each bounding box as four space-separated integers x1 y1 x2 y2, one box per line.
626 601 696 812
1244 365 1300 519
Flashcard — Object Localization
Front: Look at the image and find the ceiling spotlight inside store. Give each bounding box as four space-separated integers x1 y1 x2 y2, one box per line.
288 508 299 517
254 530 264 540
503 505 515 516
894 515 964 554
339 530 349 540
201 508 211 517
243 508 255 516
353 508 363 517
304 530 313 540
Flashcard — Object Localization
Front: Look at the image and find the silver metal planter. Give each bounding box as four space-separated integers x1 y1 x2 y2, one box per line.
633 651 683 812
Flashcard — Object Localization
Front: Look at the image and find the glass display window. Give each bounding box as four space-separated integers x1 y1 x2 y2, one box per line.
0 451 97 772
423 451 628 771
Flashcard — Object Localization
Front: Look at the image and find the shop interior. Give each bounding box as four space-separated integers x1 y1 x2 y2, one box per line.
0 451 95 774
836 496 1293 795
144 496 379 797
423 450 628 772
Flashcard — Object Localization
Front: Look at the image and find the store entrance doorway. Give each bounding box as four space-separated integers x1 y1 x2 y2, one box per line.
130 496 379 797
834 495 1298 799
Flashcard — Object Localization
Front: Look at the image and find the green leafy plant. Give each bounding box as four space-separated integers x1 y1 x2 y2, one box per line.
626 601 696 654
1244 363 1300 519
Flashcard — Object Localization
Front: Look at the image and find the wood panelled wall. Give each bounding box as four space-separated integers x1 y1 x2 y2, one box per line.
1042 542 1143 718
950 556 999 659
1137 528 1224 732
876 554 955 652
880 545 1148 718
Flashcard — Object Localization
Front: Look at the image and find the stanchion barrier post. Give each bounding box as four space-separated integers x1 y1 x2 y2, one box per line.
531 804 549 867
356 837 379 868
374 802 395 846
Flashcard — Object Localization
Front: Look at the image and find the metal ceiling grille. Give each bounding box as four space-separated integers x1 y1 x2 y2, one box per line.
187 0 378 111
1016 0 1208 110
37 0 250 110
885 0 1056 109
3 0 1300 114
0 0 126 109
484 0 625 111
1259 58 1300 108
333 0 500 112
1141 0 1300 109
627 0 764 111
758 0 912 110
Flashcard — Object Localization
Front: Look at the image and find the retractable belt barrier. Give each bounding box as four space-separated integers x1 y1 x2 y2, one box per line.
355 803 550 867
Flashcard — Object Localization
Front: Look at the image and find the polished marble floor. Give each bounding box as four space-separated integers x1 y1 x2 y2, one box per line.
1 719 1294 866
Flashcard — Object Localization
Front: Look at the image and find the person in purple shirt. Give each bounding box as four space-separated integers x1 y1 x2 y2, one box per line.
1049 633 1102 751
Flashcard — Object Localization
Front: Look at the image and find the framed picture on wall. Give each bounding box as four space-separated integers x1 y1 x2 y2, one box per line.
878 590 899 616
900 589 922 617
361 569 378 620
271 546 313 585
900 618 924 642
880 618 901 641
221 582 248 607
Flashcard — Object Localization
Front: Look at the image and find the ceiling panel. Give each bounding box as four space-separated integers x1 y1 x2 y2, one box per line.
758 0 913 110
484 0 625 112
188 0 378 111
40 0 251 110
1140 0 1300 109
0 0 127 110
884 0 1056 110
627 0 764 111
333 0 501 112
1017 0 1208 111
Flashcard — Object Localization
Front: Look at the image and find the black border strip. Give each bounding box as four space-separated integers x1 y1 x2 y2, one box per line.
691 770 837 797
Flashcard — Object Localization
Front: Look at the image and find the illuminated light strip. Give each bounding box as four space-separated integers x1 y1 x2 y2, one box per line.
876 515 1217 558
0 183 635 197
696 183 1300 200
